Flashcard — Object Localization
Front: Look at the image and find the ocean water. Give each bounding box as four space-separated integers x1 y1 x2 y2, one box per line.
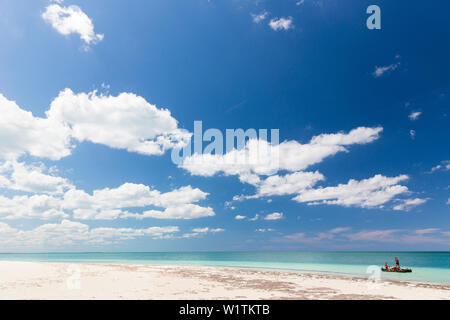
0 251 448 284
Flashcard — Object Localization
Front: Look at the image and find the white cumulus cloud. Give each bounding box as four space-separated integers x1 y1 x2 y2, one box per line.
180 227 224 238
408 111 422 121
0 161 72 194
251 11 268 23
256 228 275 232
0 89 190 161
63 183 213 220
180 127 383 180
430 161 450 173
393 198 428 211
293 174 410 209
47 89 191 156
0 164 213 220
192 227 224 233
0 93 71 161
0 220 179 250
372 57 400 78
127 204 215 220
42 4 103 46
249 171 325 198
264 212 283 220
269 17 294 31
0 194 67 220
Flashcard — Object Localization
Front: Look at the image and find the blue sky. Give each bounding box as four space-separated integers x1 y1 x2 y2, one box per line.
0 0 448 252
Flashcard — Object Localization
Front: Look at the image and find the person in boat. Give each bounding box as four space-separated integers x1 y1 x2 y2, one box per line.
384 262 389 270
394 257 400 270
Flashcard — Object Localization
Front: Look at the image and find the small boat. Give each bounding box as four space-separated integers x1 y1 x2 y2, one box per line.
381 268 412 273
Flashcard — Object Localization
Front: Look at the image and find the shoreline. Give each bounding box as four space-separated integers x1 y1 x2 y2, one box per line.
0 259 446 285
0 258 447 286
0 261 449 299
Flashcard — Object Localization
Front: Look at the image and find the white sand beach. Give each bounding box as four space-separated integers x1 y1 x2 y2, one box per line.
0 261 448 300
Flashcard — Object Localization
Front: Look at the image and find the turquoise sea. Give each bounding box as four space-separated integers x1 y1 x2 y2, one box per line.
0 251 448 284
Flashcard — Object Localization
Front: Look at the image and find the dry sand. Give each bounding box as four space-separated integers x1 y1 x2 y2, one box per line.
0 261 448 300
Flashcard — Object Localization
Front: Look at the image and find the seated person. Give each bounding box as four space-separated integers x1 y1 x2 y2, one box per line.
394 257 400 270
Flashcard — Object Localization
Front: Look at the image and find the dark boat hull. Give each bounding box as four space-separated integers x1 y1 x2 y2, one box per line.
381 268 412 273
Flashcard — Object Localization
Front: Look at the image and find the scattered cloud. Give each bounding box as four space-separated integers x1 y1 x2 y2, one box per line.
430 160 450 173
180 227 224 239
409 130 416 139
329 227 351 233
237 172 414 211
0 161 72 194
278 228 450 247
256 228 275 232
373 64 399 77
392 198 428 211
269 17 293 31
47 89 191 156
64 184 214 220
180 125 414 211
408 111 422 121
178 121 419 212
123 204 215 220
192 227 224 233
251 11 268 23
415 228 440 235
235 215 246 220
372 57 401 78
0 169 214 219
249 214 259 221
346 229 401 242
0 219 179 250
0 88 212 221
0 89 190 161
0 93 71 160
243 171 325 199
264 212 283 220
293 174 410 209
282 232 307 242
42 4 103 47
0 193 68 220
281 227 350 243
346 229 450 246
180 126 383 180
